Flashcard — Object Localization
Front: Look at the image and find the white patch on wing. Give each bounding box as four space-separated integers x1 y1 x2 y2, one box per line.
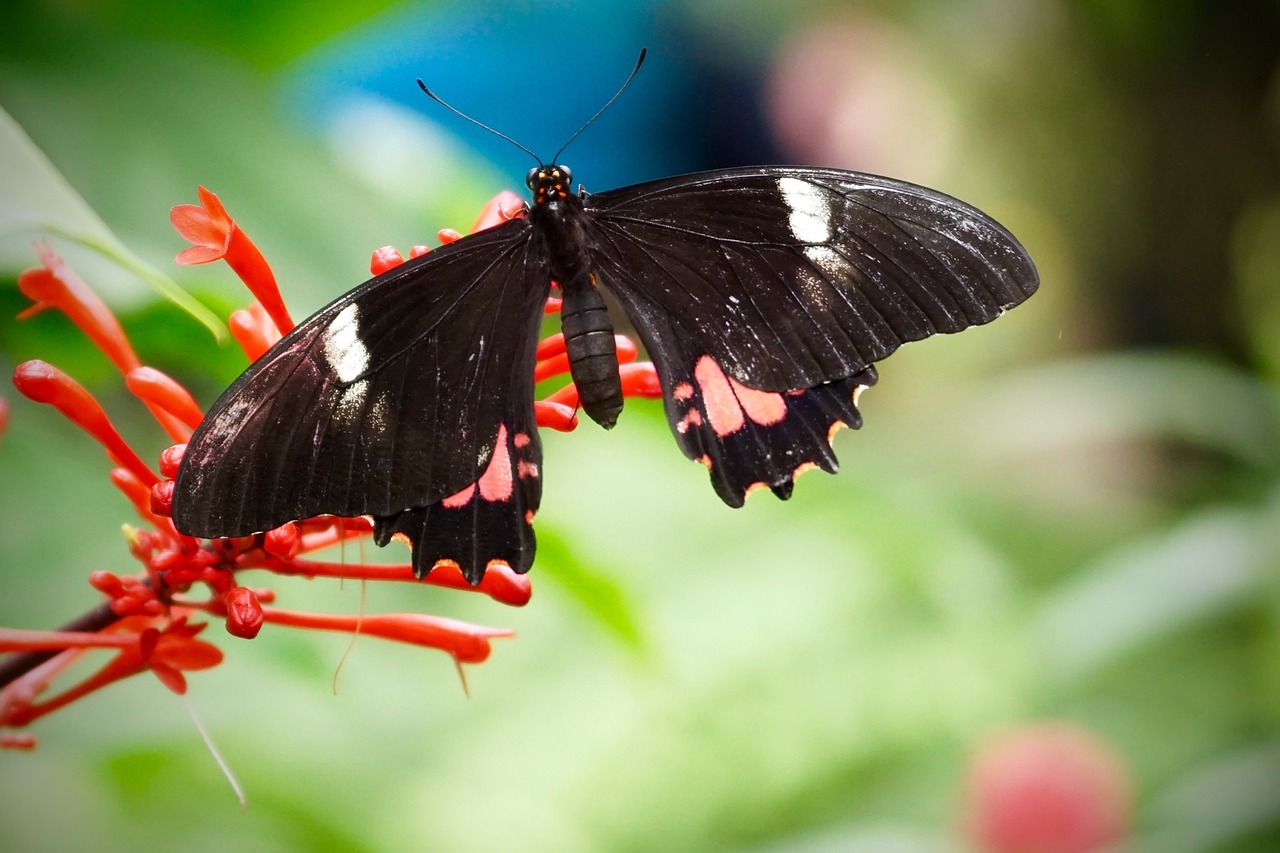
802 245 847 279
334 379 370 424
779 176 832 244
324 303 371 383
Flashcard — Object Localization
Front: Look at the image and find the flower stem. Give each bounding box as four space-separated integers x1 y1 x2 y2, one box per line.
0 600 120 689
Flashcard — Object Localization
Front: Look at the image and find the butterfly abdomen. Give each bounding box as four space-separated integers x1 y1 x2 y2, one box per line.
560 271 623 428
532 191 625 429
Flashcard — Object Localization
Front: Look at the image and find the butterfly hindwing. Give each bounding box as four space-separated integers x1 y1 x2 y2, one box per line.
371 384 544 583
633 305 880 505
173 218 552 580
585 166 1037 504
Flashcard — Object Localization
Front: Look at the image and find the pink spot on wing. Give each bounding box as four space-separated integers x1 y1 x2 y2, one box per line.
517 461 539 479
728 376 786 426
513 432 531 449
477 424 514 501
441 425 516 507
694 356 744 437
441 483 476 509
676 408 703 434
673 382 695 401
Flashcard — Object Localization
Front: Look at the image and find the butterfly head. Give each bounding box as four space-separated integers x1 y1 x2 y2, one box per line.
526 165 573 205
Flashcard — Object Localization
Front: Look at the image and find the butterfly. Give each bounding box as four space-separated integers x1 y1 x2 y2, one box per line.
172 56 1039 585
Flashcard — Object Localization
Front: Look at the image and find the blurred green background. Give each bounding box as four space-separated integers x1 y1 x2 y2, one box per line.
2 0 1279 850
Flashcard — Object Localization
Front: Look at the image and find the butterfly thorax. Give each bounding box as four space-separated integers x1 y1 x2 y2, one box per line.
526 167 624 429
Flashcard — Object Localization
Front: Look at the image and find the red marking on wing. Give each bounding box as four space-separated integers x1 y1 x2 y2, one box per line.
476 424 514 501
441 483 476 509
440 424 515 507
673 382 695 401
676 408 703 434
728 376 785 426
693 355 788 436
513 432 532 449
694 356 745 436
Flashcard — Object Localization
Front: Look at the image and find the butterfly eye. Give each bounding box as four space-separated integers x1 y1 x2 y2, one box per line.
556 165 573 185
525 167 541 190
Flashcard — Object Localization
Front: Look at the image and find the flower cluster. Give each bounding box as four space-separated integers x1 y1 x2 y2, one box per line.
1 186 661 749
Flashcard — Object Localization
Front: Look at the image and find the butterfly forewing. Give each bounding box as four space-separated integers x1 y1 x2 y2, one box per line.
173 218 551 544
586 166 1038 392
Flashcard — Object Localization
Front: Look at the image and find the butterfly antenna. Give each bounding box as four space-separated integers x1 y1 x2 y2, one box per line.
551 47 647 164
417 79 542 165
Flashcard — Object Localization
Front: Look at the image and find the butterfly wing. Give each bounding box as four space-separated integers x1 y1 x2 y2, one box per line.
173 219 551 582
584 166 1038 504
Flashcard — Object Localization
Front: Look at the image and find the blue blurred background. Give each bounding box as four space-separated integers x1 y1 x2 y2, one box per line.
2 1 1279 851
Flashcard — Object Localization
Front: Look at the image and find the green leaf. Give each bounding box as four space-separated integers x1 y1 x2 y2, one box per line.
0 104 226 341
534 526 647 656
1034 509 1262 681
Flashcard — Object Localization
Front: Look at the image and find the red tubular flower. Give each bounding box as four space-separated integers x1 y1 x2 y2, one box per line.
3 184 660 750
17 241 140 374
258 608 512 665
18 243 191 439
12 360 158 486
171 186 294 336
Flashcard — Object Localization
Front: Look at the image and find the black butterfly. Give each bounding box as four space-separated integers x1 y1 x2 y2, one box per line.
173 62 1038 585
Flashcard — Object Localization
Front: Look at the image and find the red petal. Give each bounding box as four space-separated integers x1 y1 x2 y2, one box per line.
196 186 232 229
169 204 226 250
152 633 223 670
174 245 226 265
149 662 188 694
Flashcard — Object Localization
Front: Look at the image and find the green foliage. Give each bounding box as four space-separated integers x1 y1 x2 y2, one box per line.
1 1 1279 851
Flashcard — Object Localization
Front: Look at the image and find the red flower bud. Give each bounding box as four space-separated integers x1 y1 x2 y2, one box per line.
370 246 406 274
158 444 186 479
225 587 264 639
149 479 175 516
262 524 300 560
